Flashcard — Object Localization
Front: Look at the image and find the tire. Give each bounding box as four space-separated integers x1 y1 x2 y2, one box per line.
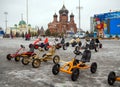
21 57 30 65
44 45 49 51
71 43 75 47
78 41 82 47
6 54 12 60
99 43 102 48
63 44 67 50
71 68 79 81
52 64 60 75
55 45 60 49
75 46 80 51
108 71 116 85
90 62 97 73
42 53 46 57
32 59 41 68
94 46 98 52
53 55 60 64
66 42 69 47
71 41 76 47
42 53 47 62
15 56 20 62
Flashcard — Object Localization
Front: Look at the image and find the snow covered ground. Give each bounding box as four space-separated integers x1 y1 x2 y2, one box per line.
0 37 120 87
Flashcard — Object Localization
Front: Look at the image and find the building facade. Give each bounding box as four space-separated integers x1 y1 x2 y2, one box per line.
48 5 77 35
6 19 37 37
92 11 120 37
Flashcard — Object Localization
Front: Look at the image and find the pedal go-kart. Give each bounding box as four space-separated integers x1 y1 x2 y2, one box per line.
52 49 97 81
31 45 60 68
69 38 82 47
81 38 99 52
95 38 102 48
55 38 69 50
108 71 120 85
6 45 25 62
32 37 50 51
21 45 44 66
21 44 36 63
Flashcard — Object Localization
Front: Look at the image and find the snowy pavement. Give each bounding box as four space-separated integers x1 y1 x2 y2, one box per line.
0 38 120 87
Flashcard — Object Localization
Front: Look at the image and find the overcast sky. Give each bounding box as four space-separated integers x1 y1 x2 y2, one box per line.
0 0 120 31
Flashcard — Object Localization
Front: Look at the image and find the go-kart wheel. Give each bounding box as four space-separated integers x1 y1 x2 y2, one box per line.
90 62 97 73
108 71 116 85
15 56 20 62
63 44 67 50
32 59 41 68
53 55 60 64
6 54 12 60
44 45 49 51
99 43 102 48
75 46 80 51
65 42 69 47
71 68 79 81
52 64 60 75
71 43 75 47
21 57 30 65
56 43 61 49
42 53 46 57
42 53 47 62
95 46 98 52
78 41 82 47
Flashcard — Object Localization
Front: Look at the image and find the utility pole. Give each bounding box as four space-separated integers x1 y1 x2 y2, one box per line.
4 12 8 34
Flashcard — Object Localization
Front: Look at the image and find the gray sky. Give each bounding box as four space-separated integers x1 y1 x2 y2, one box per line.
0 0 120 31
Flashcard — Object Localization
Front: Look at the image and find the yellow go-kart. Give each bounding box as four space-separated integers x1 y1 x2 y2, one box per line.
52 49 97 81
32 45 60 68
108 71 120 85
21 46 44 66
70 38 82 47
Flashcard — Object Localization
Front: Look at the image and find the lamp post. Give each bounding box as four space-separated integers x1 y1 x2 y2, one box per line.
26 0 28 33
76 0 83 32
4 12 8 34
79 0 80 31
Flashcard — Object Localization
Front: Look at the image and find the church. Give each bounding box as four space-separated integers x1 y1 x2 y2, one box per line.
48 5 77 35
6 15 37 37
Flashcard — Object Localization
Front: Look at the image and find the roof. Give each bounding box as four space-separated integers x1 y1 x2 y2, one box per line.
70 13 74 17
59 4 69 14
19 20 26 25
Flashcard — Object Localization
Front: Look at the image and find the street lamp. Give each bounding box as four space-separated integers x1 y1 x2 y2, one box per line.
76 0 83 32
26 0 28 33
79 0 80 31
4 12 8 34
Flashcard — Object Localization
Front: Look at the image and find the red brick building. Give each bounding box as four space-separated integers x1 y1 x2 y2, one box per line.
48 5 77 35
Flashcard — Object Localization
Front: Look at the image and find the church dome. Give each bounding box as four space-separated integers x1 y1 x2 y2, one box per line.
70 13 74 17
59 5 69 14
19 20 26 25
54 13 58 17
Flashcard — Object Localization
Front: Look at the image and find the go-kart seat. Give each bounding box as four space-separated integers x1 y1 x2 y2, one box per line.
81 49 91 63
29 44 34 52
46 46 55 56
89 39 95 49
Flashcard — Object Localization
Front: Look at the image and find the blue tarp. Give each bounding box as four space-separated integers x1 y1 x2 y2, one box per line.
0 30 5 35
